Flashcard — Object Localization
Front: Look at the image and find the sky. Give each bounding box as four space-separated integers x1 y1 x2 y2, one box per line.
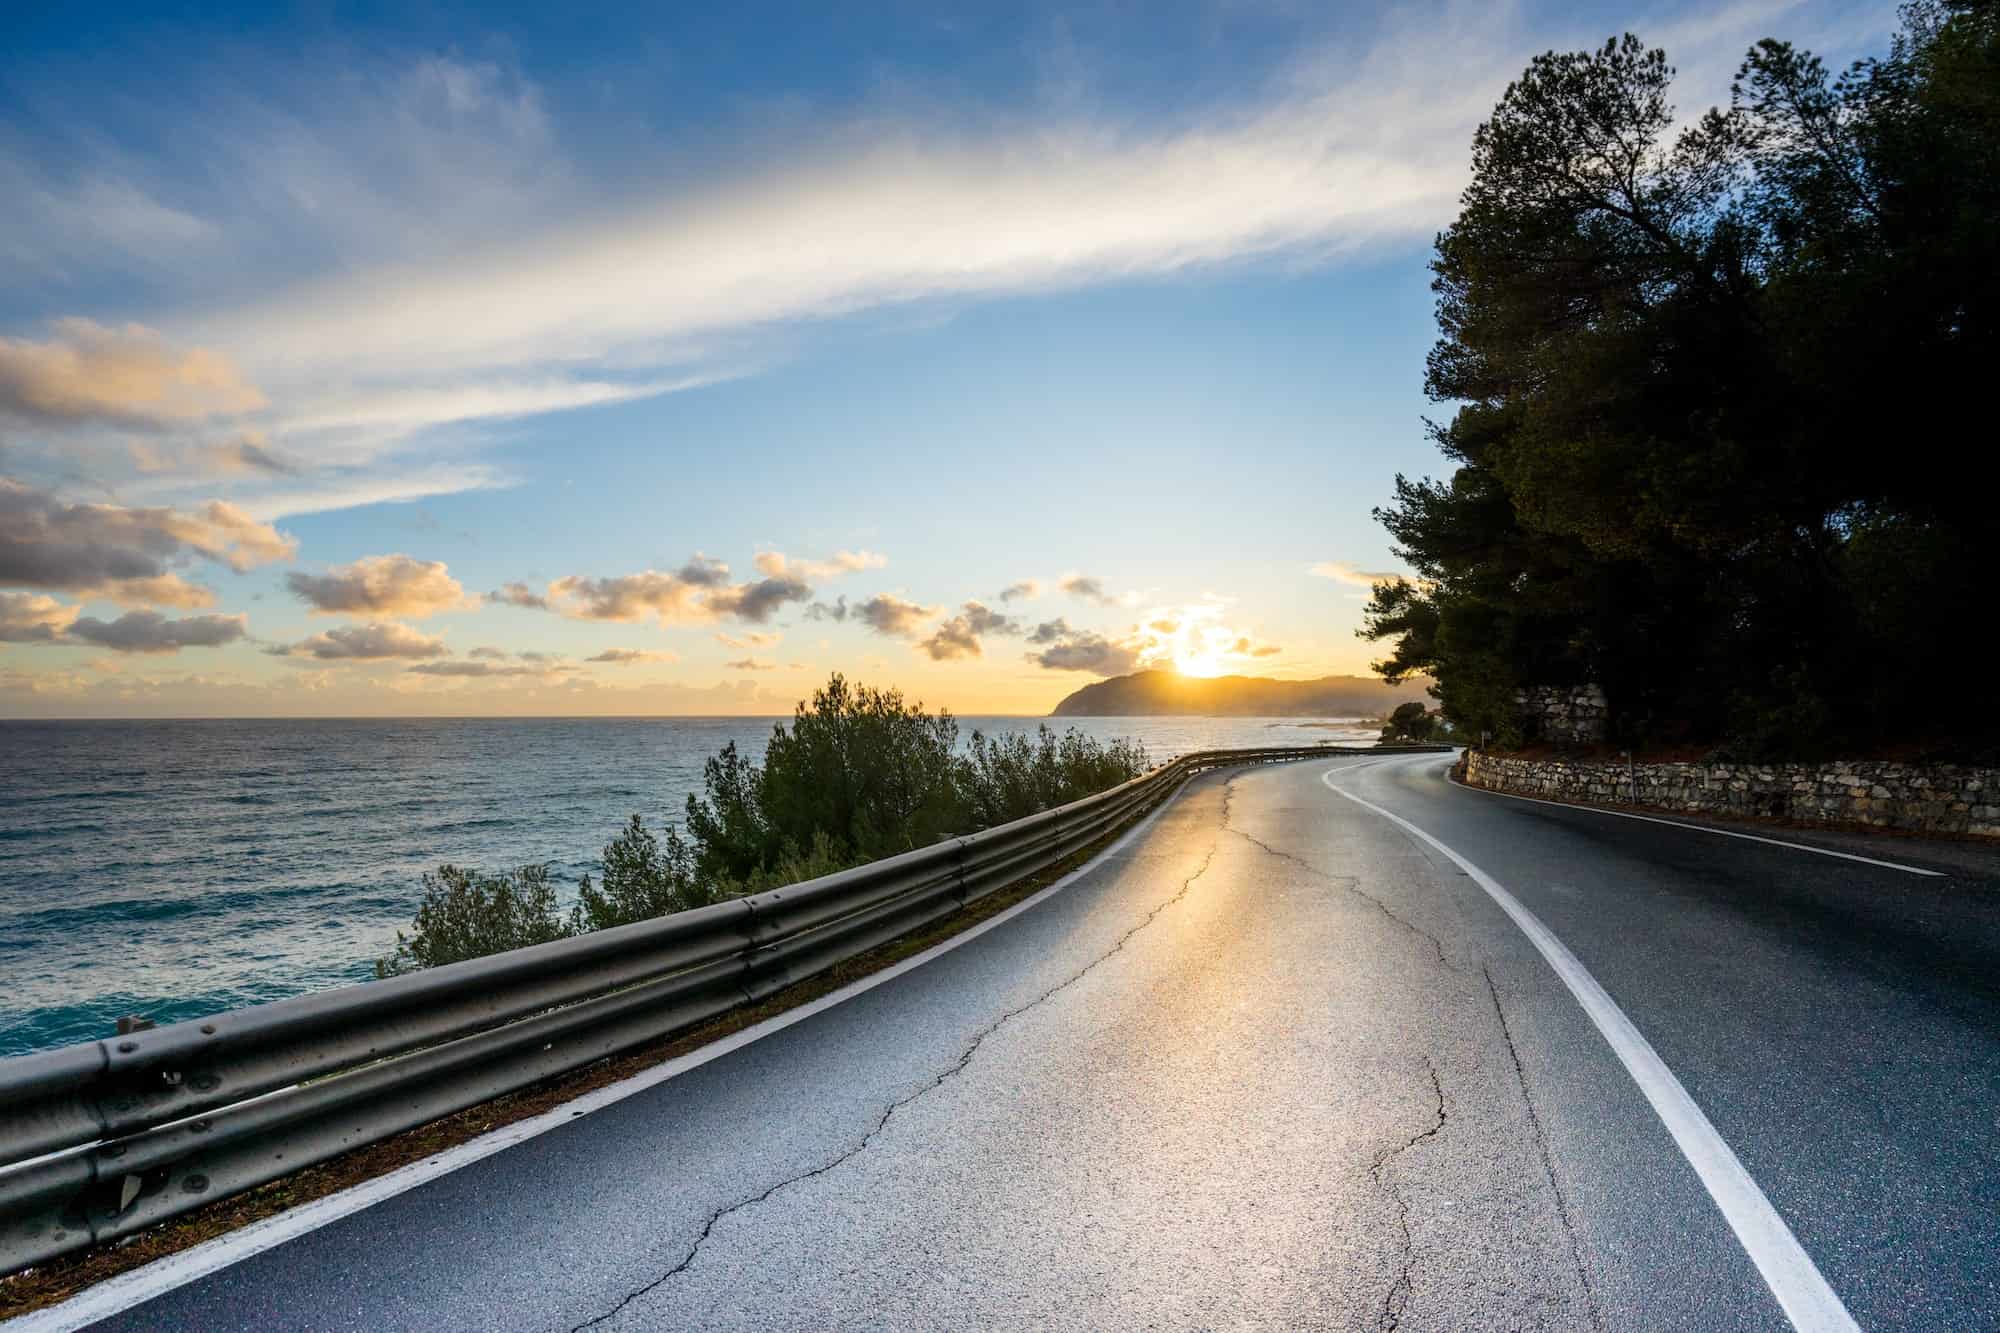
0 0 1896 717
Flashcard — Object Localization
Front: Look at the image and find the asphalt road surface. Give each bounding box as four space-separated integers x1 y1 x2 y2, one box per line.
51 752 2000 1331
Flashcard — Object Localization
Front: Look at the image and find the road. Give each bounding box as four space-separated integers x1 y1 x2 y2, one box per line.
46 752 2000 1331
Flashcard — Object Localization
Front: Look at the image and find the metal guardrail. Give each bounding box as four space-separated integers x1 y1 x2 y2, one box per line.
0 742 1451 1274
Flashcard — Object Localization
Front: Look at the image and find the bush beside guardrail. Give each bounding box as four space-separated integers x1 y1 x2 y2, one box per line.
0 743 1449 1275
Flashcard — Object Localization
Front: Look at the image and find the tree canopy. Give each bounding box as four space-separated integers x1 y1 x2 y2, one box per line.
1365 2 1997 758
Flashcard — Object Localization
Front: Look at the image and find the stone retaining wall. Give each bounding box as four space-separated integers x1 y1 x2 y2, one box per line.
1515 685 1608 745
1461 751 2000 838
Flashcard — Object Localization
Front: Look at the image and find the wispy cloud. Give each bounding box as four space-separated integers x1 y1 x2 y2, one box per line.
130 433 296 477
6 19 1497 515
407 659 576 678
587 647 678 665
2 0 1877 530
753 549 886 581
1309 560 1405 586
188 42 1479 388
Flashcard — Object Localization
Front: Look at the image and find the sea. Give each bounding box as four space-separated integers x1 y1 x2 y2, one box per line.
0 715 1377 1058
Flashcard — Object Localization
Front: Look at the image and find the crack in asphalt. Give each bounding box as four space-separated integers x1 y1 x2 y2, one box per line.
1219 821 1452 968
1367 1058 1447 1332
570 782 1234 1330
1484 966 1606 1332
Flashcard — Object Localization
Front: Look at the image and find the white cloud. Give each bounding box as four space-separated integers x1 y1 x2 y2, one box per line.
86 8 1525 498
191 50 1473 390
277 375 716 438
227 463 512 522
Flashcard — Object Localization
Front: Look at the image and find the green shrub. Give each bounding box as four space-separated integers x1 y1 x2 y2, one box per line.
376 863 570 977
568 815 717 934
688 674 965 883
381 674 1150 974
957 725 1149 828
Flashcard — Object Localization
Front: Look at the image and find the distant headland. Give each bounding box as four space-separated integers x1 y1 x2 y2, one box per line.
1049 670 1431 718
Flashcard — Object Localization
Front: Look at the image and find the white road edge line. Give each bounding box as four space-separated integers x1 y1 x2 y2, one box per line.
6 773 1218 1333
1458 770 1943 877
1322 764 1860 1333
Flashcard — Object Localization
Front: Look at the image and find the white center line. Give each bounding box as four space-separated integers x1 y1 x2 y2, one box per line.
1322 765 1860 1333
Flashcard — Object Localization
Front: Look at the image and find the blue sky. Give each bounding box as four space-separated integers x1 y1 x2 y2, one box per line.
0 0 1895 715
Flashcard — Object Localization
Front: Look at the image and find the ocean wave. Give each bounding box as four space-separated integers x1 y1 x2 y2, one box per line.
0 822 107 841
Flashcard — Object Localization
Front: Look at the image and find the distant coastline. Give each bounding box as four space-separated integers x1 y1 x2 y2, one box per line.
1050 670 1430 718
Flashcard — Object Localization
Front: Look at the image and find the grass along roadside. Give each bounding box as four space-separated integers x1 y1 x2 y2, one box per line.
0 783 1182 1322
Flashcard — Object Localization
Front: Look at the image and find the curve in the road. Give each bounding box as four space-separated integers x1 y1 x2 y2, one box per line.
1322 763 1860 1333
18 751 1997 1331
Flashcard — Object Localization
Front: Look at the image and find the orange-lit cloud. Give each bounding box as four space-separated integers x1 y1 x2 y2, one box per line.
0 591 80 642
0 319 264 426
753 549 886 580
587 648 678 665
1309 561 1405 586
287 554 468 618
279 621 449 660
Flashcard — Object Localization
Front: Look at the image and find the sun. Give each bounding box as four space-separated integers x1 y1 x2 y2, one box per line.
1173 646 1226 678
